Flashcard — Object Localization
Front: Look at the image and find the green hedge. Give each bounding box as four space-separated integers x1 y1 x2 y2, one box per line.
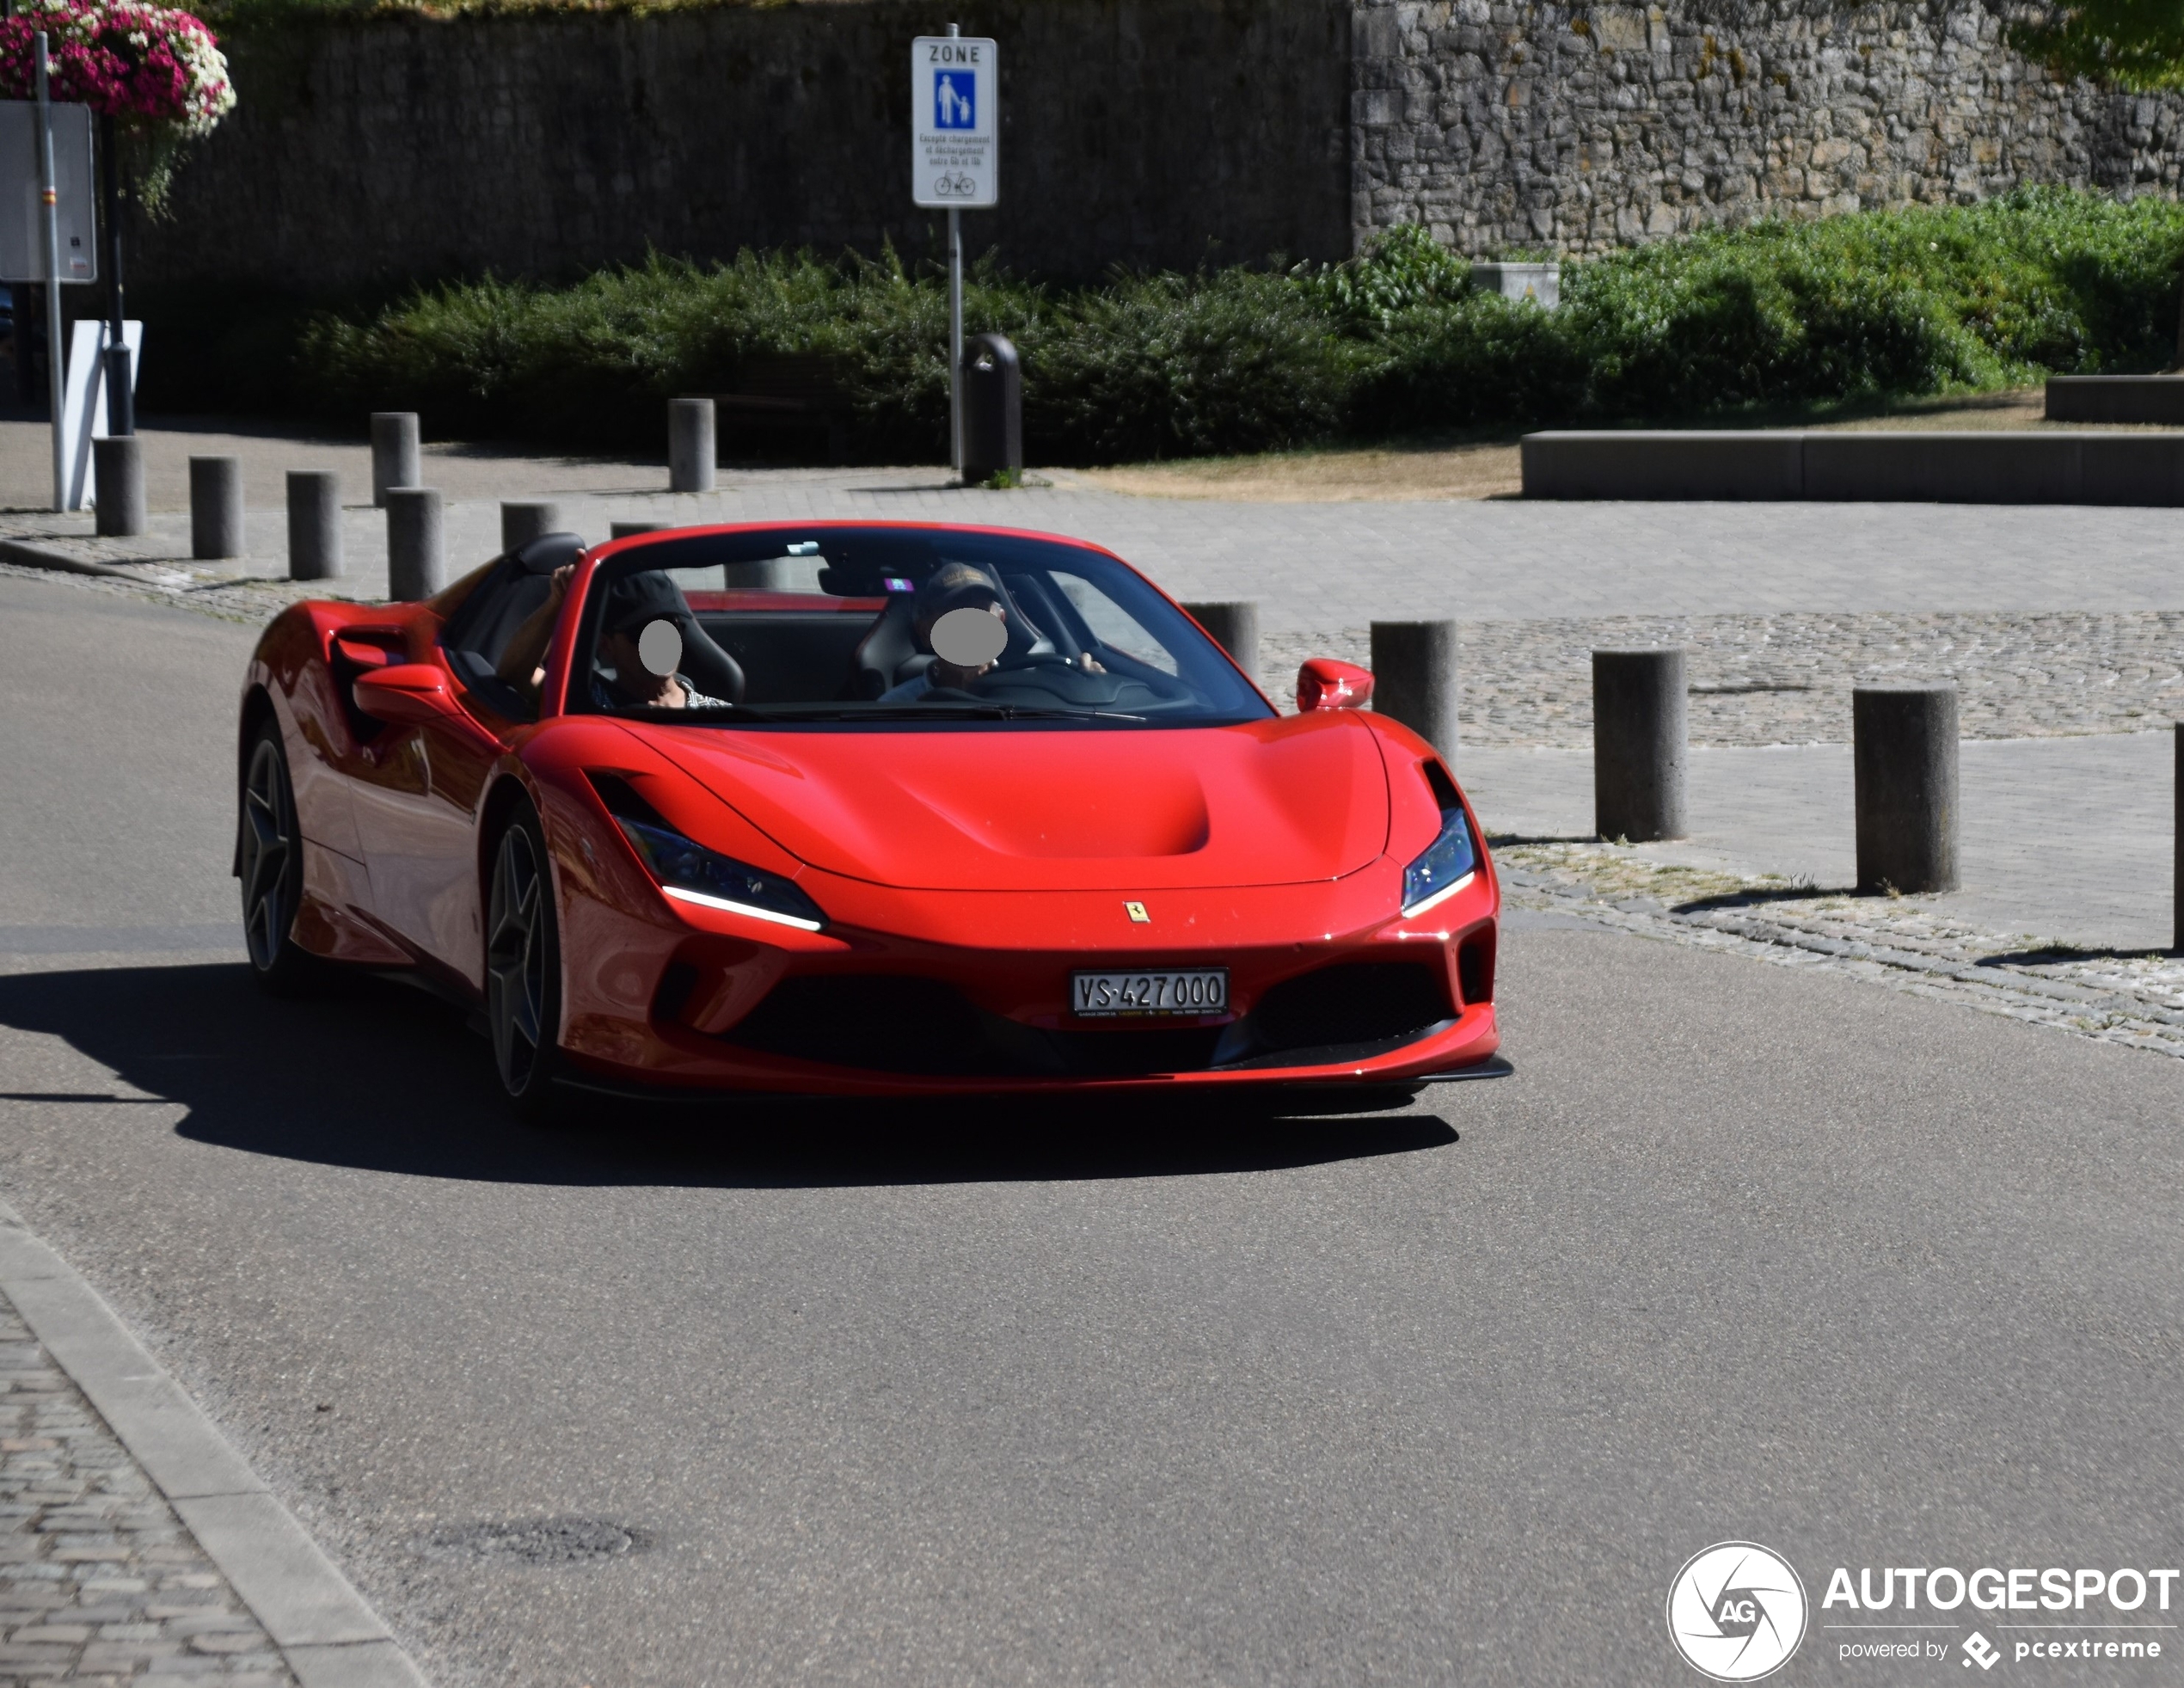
144 188 2184 463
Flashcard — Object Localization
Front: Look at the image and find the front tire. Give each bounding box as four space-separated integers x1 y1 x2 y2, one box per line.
238 721 319 994
486 804 566 1120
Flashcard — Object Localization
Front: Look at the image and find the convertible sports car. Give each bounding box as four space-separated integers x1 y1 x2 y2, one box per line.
236 521 1502 1113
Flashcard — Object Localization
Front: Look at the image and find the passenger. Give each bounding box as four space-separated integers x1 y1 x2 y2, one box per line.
495 567 730 709
590 572 733 710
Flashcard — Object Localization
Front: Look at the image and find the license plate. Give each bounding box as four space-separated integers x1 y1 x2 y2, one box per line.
1071 968 1228 1018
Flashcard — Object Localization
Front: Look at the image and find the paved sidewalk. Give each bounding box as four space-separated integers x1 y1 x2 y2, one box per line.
0 1294 293 1686
9 419 2184 628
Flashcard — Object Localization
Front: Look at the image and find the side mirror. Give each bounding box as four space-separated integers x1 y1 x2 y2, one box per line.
1298 659 1374 713
354 662 464 728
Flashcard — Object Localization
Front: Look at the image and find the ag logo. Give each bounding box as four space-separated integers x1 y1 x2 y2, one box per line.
1666 1541 1808 1680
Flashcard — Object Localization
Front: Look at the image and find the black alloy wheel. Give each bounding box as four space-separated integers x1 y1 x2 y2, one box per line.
486 805 565 1118
239 722 316 992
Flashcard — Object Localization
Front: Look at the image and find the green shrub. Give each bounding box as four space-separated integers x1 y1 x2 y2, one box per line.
144 187 2184 463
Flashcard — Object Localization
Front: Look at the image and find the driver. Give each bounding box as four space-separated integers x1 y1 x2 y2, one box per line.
876 564 1009 703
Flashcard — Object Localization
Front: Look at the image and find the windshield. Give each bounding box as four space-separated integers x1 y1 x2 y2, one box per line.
567 526 1273 727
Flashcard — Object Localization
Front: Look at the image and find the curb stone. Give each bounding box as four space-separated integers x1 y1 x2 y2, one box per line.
0 1199 429 1688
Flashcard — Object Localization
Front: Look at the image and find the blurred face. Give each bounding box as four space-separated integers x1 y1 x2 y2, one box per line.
921 598 1007 683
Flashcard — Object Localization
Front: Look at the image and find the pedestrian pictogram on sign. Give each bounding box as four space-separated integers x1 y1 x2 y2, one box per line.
934 70 974 130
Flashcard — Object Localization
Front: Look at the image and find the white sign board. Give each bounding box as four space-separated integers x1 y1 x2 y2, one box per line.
61 318 141 512
911 36 997 208
0 101 95 283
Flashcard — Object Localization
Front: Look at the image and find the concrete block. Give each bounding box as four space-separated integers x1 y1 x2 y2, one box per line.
2046 376 2184 425
1521 431 1804 500
1805 432 2078 502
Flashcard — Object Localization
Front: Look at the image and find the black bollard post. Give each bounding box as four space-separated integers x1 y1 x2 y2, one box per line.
1182 600 1261 684
1370 620 1460 759
189 455 242 560
1854 684 1959 894
1592 648 1688 842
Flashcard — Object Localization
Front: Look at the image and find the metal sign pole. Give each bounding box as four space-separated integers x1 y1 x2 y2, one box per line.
97 109 128 435
34 33 64 513
948 206 963 479
946 21 962 481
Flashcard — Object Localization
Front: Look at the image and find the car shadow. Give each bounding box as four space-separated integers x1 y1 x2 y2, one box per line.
0 964 1458 1190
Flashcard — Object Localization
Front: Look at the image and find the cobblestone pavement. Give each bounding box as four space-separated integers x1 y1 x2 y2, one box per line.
1502 844 2184 1062
0 1298 291 1687
1264 611 2184 743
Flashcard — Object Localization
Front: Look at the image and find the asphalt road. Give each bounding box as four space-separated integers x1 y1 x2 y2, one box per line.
0 568 2179 1685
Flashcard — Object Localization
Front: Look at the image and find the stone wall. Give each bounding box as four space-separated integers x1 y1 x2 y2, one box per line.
135 0 2184 291
135 0 1353 290
1351 0 2184 256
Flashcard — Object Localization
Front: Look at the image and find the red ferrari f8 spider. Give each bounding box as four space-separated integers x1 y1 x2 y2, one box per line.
235 522 1502 1112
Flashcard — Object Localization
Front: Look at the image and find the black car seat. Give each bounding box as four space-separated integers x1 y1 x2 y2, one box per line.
675 617 747 703
852 594 931 698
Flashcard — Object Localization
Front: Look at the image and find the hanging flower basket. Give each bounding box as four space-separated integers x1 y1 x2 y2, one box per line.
0 0 234 209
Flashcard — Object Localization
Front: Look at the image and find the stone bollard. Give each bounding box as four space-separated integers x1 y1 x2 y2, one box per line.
1370 619 1460 760
285 470 342 581
500 500 560 553
189 456 243 560
385 488 445 601
1592 648 1689 842
610 520 672 539
1854 684 1959 894
370 412 420 508
1182 600 1261 684
669 397 715 494
92 436 145 537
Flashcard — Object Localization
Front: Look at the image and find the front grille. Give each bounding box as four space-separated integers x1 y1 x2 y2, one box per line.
722 960 1451 1080
1250 962 1450 1053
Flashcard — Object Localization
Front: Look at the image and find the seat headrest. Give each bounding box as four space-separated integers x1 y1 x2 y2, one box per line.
512 532 587 575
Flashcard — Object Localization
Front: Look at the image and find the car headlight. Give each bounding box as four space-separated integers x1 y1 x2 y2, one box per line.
615 816 827 931
1402 794 1478 916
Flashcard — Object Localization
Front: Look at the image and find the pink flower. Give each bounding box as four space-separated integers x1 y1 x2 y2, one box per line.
0 0 232 132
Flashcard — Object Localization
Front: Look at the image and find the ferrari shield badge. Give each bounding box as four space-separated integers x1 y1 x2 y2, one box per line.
1125 901 1150 923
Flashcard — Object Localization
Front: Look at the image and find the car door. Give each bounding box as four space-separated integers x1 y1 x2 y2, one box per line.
346 563 549 985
